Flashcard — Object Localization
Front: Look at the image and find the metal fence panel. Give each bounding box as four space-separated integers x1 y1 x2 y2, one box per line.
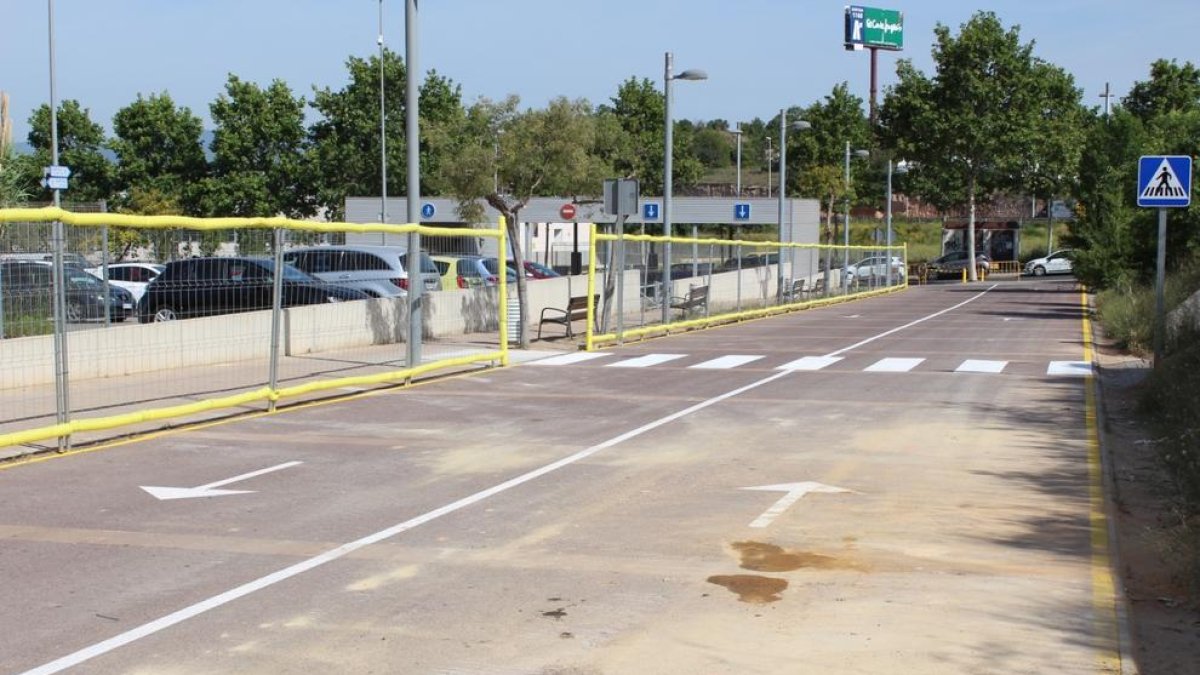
0 208 507 454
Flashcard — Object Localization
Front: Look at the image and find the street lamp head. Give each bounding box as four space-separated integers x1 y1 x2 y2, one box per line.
674 69 708 81
853 149 871 158
792 120 812 131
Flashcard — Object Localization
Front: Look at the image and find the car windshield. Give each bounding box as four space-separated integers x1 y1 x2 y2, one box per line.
65 268 103 287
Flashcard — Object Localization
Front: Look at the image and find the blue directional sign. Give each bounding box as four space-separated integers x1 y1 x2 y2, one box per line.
420 202 437 219
1138 156 1192 208
734 203 752 221
642 202 660 220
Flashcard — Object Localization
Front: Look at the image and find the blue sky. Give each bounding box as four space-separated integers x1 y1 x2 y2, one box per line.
3 1 1198 143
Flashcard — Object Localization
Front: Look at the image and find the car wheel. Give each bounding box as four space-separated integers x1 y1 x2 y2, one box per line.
153 306 178 322
65 302 83 323
1033 265 1046 277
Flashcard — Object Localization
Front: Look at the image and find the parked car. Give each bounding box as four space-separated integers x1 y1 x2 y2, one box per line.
431 255 516 289
1024 249 1075 276
1 260 132 323
929 250 991 278
136 257 368 323
282 245 439 296
845 256 906 284
86 262 165 302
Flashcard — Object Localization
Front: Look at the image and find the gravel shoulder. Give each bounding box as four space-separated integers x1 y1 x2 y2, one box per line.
1095 337 1200 674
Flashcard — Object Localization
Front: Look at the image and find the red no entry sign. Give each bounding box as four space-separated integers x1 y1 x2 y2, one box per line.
559 203 577 220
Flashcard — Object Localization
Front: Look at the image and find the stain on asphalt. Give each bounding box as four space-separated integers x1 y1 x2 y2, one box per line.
706 574 788 603
733 541 865 572
542 608 567 619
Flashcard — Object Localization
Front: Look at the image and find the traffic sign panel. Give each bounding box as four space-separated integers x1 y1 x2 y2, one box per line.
44 177 69 191
44 165 71 179
734 203 751 221
559 203 577 220
420 202 436 219
1138 155 1192 208
642 203 660 220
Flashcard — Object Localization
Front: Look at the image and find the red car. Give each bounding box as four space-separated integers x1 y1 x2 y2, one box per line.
513 260 562 279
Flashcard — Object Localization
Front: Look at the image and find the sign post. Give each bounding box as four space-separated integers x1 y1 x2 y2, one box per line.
1136 155 1193 366
844 6 904 124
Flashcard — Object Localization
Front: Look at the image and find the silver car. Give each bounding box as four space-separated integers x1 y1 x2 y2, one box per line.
282 245 440 297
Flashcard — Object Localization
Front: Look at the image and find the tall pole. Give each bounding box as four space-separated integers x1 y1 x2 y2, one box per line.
886 160 894 287
868 47 879 126
1100 82 1114 119
734 125 742 196
378 0 387 223
661 52 674 325
405 0 422 368
842 141 851 284
766 136 773 199
776 110 787 301
1154 208 1167 367
48 0 70 451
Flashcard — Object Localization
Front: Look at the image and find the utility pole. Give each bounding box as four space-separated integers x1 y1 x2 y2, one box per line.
1100 82 1114 119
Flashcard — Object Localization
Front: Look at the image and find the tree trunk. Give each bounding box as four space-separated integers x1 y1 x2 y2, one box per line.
505 208 531 348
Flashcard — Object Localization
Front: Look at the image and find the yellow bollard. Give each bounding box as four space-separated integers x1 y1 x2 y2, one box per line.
962 268 967 283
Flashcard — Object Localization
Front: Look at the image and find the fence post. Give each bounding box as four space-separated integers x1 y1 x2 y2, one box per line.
51 216 72 451
268 227 285 411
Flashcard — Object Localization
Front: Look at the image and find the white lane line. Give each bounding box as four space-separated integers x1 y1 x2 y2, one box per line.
23 288 997 674
528 352 612 366
606 354 687 368
956 359 1009 374
864 358 925 373
824 285 996 358
22 368 796 675
690 355 764 370
1048 361 1094 377
776 356 843 371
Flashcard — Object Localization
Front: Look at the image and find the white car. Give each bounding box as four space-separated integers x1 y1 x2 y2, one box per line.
87 262 165 302
845 256 906 284
1024 250 1074 276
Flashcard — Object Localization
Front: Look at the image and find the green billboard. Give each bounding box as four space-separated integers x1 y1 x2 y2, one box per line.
844 6 904 51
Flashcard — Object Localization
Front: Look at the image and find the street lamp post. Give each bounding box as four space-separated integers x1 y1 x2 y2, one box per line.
776 112 810 301
405 0 422 365
661 52 707 325
843 142 870 290
378 0 387 224
885 159 908 287
766 136 773 199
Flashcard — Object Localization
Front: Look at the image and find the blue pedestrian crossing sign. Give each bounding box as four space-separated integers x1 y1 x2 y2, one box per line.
642 202 660 220
420 202 437 219
734 203 751 221
1137 156 1192 208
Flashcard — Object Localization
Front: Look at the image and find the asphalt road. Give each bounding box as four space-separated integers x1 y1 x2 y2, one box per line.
0 277 1120 674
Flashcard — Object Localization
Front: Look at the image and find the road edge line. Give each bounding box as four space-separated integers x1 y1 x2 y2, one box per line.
1082 288 1139 675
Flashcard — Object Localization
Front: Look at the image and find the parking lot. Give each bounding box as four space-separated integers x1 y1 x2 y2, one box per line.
0 277 1120 674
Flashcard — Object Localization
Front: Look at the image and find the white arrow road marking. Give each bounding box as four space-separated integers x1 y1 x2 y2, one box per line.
140 461 303 501
742 481 853 528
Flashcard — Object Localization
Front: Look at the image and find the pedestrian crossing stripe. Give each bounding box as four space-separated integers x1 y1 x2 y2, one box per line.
530 352 1093 377
1138 155 1192 207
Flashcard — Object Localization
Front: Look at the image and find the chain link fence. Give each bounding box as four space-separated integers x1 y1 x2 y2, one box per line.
586 229 907 348
0 208 508 454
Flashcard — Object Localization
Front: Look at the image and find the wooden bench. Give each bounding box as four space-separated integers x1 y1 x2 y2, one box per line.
537 294 595 340
669 284 709 319
781 278 807 302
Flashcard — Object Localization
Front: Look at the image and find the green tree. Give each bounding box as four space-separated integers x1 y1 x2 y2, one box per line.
693 126 732 169
200 75 311 252
1124 59 1200 122
21 100 113 202
109 92 208 214
879 12 1084 280
440 96 609 347
597 77 703 195
309 50 464 221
